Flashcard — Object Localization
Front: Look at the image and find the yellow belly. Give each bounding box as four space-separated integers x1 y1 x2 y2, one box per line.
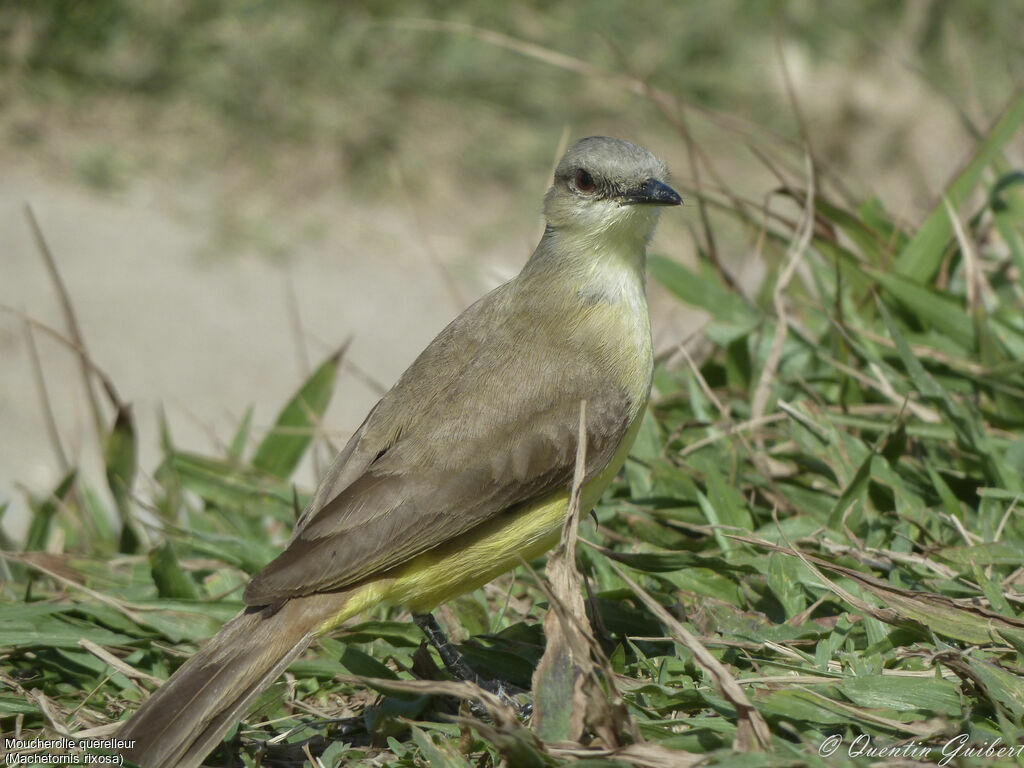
320 411 645 630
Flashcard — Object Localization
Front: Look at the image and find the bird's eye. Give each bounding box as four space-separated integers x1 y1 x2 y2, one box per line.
574 168 596 193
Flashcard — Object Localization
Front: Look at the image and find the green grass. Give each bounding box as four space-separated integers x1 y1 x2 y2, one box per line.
4 10 1024 768
6 2 1024 200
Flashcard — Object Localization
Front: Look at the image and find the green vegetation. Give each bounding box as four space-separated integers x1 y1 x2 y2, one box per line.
3 4 1024 767
5 2 1023 198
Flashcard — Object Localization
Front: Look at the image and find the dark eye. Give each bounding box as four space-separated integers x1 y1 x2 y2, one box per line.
574 168 596 193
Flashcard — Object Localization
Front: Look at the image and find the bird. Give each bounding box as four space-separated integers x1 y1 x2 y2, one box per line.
119 136 681 768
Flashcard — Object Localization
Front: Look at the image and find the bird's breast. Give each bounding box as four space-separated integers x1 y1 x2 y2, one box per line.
570 264 653 412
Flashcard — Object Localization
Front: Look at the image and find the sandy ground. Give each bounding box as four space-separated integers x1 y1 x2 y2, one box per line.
0 153 697 542
0 164 484 541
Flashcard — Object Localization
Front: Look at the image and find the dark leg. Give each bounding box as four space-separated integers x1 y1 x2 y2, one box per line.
412 612 530 717
413 612 481 684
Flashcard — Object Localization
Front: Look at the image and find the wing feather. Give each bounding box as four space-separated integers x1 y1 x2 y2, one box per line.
244 279 640 605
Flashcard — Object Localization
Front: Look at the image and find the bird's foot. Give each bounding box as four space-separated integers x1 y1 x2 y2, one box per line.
413 612 531 719
475 677 532 719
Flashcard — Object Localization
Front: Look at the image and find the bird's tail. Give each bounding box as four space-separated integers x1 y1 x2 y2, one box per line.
119 590 352 768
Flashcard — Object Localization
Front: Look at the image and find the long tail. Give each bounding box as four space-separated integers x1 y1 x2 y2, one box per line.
120 590 352 768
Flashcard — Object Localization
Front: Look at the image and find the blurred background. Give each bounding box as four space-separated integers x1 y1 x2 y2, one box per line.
2 0 1023 542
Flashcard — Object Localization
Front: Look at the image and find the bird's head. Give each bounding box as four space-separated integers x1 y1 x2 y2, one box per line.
543 137 681 247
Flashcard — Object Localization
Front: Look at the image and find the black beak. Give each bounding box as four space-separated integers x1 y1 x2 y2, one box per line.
622 178 682 206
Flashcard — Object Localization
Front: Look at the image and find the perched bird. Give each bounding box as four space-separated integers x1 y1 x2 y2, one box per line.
120 136 681 768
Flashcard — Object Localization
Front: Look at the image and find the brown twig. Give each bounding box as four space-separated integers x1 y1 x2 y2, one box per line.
24 204 108 442
20 313 69 472
750 152 816 427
